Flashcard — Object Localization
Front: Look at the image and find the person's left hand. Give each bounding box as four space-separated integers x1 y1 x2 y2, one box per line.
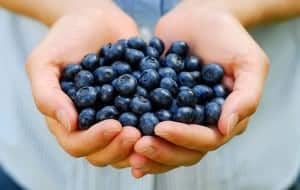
129 0 269 178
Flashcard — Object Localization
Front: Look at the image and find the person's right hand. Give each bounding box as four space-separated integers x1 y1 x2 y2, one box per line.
26 1 141 169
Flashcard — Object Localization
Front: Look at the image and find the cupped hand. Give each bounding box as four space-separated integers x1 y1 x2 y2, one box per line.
130 0 269 177
26 1 141 168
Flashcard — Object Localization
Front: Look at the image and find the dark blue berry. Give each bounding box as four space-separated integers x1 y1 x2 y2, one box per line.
211 97 225 106
127 37 147 51
160 77 178 95
179 86 192 91
98 57 105 66
173 107 195 124
184 56 202 71
112 61 132 75
94 66 116 84
74 70 94 88
75 86 97 108
116 39 128 49
113 74 137 96
145 46 160 58
78 108 96 130
119 112 138 126
201 63 224 85
192 85 214 103
177 89 197 106
190 71 201 82
81 53 99 70
150 88 173 108
139 56 160 71
98 84 115 103
132 70 142 80
61 81 75 92
66 88 77 101
102 43 125 62
165 53 184 72
114 96 131 112
205 102 221 125
158 67 177 81
138 69 160 90
156 109 172 121
125 48 145 66
194 105 205 125
178 72 196 87
62 64 82 80
169 100 179 114
130 96 152 115
135 86 148 97
167 41 189 58
139 112 159 136
149 36 165 56
213 84 227 97
96 106 119 121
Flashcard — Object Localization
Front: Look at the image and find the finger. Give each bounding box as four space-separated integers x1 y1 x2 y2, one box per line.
130 153 175 177
111 158 130 169
86 127 141 166
134 136 203 166
46 118 122 157
26 57 77 131
218 54 269 136
155 121 224 152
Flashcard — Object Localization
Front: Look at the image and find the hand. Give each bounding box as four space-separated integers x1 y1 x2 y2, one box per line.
130 0 269 177
26 1 141 168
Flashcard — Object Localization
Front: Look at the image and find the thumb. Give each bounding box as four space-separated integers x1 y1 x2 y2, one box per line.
26 54 77 131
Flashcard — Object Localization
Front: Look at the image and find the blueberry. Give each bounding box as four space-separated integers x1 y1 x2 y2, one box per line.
74 70 94 88
62 64 82 80
96 106 119 121
149 36 165 56
145 46 160 58
158 67 177 81
205 102 221 125
165 53 184 72
190 71 201 82
139 56 160 71
160 77 178 95
99 43 111 57
98 57 105 67
138 69 160 90
132 71 142 80
119 112 138 126
173 107 195 124
130 96 152 115
98 84 115 103
75 86 97 108
179 86 192 91
113 74 137 96
169 100 179 114
102 43 125 62
60 81 75 92
167 41 189 58
78 108 96 130
66 88 77 101
127 37 147 51
213 84 227 97
178 72 196 87
81 53 99 70
135 86 148 97
184 56 202 71
112 61 132 75
211 97 225 106
125 48 145 66
150 88 173 108
156 109 172 121
192 85 213 103
114 96 131 112
201 63 224 85
116 39 128 49
94 66 116 84
177 89 197 107
194 105 205 125
139 112 159 136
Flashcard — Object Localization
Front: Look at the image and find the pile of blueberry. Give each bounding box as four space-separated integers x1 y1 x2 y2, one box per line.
60 37 228 136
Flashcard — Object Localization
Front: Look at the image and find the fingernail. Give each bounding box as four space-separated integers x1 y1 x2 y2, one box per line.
56 110 71 131
155 125 169 137
103 128 120 140
227 114 239 135
141 145 156 155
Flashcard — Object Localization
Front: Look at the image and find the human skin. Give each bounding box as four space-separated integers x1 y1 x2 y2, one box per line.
1 0 300 178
